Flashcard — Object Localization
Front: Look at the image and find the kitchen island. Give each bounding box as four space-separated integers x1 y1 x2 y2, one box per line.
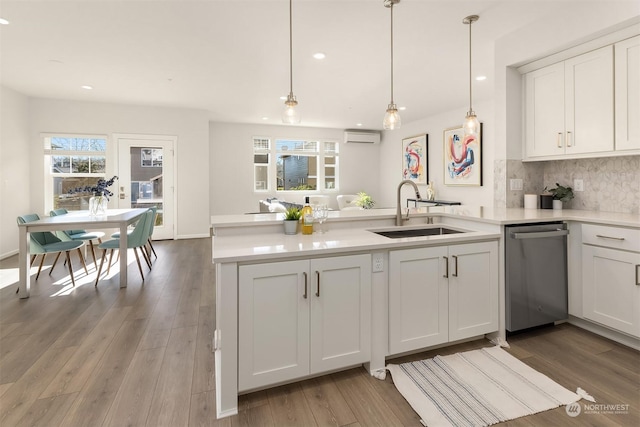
210 207 639 419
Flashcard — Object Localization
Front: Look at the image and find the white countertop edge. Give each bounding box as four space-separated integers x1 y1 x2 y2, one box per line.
211 207 640 229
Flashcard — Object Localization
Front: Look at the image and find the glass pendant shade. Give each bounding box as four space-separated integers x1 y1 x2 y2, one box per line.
383 104 401 130
463 110 479 138
282 94 300 124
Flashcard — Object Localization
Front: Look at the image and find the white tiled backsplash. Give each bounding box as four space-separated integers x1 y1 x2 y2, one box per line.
499 156 640 214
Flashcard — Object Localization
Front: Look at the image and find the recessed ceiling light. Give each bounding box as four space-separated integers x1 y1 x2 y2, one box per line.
0 18 9 25
81 85 93 90
356 123 363 127
476 75 487 81
262 116 269 120
279 95 287 100
313 52 326 60
399 106 406 111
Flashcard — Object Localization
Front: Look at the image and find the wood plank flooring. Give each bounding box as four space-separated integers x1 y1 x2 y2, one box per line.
1 238 638 426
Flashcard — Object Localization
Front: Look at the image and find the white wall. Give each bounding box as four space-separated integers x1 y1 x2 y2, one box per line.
0 86 31 258
209 122 381 214
28 98 211 238
377 100 494 209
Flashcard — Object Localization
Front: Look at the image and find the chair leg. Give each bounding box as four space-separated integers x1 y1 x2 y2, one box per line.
88 240 98 266
133 248 144 281
106 250 115 275
65 251 76 287
36 254 46 280
141 246 152 270
30 254 37 266
49 252 62 276
95 249 108 287
148 238 158 259
77 248 89 275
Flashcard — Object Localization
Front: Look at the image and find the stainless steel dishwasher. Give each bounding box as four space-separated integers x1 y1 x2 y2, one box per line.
505 222 569 333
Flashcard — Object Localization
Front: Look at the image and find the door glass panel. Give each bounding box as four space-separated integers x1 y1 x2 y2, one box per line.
130 147 163 226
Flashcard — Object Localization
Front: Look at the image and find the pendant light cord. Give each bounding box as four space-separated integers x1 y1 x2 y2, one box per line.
468 17 472 112
390 3 394 104
289 0 293 96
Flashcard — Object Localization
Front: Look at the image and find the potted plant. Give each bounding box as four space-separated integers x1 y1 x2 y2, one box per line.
283 207 301 235
355 191 375 209
545 183 574 210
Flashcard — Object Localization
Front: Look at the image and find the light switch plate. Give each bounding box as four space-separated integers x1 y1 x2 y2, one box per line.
574 179 584 192
510 179 523 191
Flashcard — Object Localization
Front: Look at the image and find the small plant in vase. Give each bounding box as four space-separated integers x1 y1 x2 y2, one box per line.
355 192 375 209
283 207 301 235
545 183 574 210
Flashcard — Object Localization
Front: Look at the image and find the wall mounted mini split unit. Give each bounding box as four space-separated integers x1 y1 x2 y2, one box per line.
343 130 381 144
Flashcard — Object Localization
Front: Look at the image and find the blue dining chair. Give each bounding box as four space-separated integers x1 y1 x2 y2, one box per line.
50 208 105 266
111 206 158 264
94 209 153 286
17 214 89 287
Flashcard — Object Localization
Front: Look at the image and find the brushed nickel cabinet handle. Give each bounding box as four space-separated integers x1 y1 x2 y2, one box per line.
452 255 458 277
557 132 563 148
443 256 449 278
566 131 572 147
315 271 320 297
636 265 639 286
303 272 308 299
595 234 625 241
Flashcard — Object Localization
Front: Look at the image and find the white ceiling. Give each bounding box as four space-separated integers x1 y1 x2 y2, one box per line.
0 0 607 130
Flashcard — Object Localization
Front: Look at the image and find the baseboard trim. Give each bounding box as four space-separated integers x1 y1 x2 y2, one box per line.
0 249 18 260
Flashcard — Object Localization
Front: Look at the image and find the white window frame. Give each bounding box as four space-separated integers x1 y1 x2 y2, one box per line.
43 133 110 214
252 136 339 193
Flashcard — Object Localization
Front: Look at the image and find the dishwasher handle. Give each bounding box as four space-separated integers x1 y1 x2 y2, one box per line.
510 229 569 239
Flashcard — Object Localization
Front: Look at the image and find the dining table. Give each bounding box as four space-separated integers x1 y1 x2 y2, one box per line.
17 208 148 298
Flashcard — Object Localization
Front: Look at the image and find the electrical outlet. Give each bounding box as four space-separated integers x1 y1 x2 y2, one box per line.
372 253 384 272
510 179 523 191
574 179 584 192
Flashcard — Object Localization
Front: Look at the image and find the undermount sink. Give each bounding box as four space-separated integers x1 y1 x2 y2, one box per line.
372 227 465 239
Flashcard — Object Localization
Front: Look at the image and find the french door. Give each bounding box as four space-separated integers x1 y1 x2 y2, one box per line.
116 134 175 240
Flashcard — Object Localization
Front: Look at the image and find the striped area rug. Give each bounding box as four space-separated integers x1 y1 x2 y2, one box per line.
387 346 580 427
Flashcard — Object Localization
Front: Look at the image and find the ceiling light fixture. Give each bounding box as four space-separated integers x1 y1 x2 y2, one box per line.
0 18 9 25
462 14 480 138
313 52 325 60
382 0 401 130
81 85 93 90
282 0 300 124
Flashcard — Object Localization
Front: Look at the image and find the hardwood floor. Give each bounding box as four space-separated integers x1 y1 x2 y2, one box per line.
1 238 638 426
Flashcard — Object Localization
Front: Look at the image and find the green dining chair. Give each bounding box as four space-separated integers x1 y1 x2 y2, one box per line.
94 209 153 286
17 214 89 287
111 206 158 263
50 208 105 266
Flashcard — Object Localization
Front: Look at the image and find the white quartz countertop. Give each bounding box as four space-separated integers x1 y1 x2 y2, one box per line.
212 224 501 263
211 206 640 229
210 207 639 264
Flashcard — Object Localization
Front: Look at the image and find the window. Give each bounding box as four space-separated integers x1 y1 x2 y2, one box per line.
44 135 108 212
252 137 339 192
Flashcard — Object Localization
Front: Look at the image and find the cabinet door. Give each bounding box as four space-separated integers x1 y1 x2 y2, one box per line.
582 245 640 338
238 260 310 391
309 254 371 373
389 247 448 354
448 242 499 342
565 45 614 155
615 36 640 151
525 62 566 158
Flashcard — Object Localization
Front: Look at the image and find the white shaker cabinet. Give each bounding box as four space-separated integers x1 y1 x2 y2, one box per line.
615 35 640 151
524 45 614 159
238 254 371 391
388 241 498 355
582 224 640 338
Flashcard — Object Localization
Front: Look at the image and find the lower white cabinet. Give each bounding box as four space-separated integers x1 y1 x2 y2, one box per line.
389 241 498 354
238 254 371 391
582 225 640 338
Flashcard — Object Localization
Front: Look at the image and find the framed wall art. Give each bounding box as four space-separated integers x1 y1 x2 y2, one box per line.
443 124 482 186
401 133 428 185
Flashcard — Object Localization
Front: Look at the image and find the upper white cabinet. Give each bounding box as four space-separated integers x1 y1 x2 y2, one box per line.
525 46 614 159
388 241 498 355
238 254 371 391
615 35 640 151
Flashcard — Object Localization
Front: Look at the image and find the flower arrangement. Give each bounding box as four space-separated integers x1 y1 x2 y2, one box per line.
68 176 118 200
355 191 375 209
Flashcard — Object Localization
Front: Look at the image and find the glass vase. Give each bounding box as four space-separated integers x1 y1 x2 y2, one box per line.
89 192 108 216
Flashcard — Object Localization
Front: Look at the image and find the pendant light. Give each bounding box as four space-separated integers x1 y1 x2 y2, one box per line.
282 0 300 124
462 15 479 138
383 0 401 130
